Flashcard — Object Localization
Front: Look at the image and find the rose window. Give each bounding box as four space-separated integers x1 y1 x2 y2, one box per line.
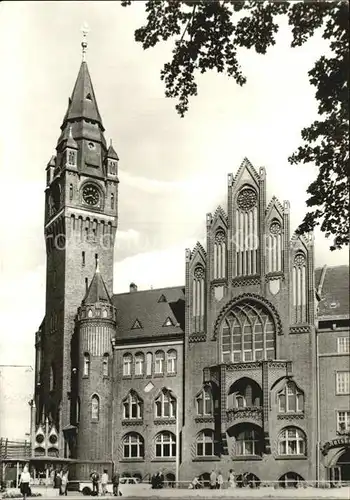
237 188 257 211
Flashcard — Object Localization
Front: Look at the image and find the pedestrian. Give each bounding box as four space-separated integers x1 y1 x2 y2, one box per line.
101 469 109 496
19 465 31 500
61 470 69 496
228 469 236 489
56 470 62 494
90 470 100 496
217 471 223 490
112 470 120 496
210 470 217 490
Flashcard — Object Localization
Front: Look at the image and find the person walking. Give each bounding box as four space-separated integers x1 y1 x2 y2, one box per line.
112 470 120 496
19 466 31 500
101 470 109 496
61 470 69 496
228 469 236 489
209 470 217 490
217 471 224 490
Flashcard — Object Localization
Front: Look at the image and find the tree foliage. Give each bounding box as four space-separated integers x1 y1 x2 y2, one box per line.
121 0 349 249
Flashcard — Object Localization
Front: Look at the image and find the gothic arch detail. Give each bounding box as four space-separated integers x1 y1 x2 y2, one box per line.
213 228 226 279
292 252 307 323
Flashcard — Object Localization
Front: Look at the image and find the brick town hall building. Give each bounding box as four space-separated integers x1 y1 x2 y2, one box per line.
28 56 349 487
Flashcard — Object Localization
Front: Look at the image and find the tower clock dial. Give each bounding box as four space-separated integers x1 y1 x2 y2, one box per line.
82 184 100 206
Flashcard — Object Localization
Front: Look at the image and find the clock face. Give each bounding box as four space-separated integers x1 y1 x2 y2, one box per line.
82 185 100 206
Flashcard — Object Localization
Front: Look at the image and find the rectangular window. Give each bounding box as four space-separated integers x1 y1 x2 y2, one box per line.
82 251 85 267
338 337 350 354
337 411 350 432
336 372 350 394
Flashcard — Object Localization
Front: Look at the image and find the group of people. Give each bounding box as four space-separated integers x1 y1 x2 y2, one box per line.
150 471 165 489
189 469 237 490
52 468 69 495
90 469 121 496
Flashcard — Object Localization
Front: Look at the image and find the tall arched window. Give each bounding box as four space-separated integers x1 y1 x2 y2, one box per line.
49 364 55 391
123 392 143 419
192 266 205 332
292 253 307 323
102 353 109 377
196 430 215 456
166 350 177 374
278 382 304 413
214 230 226 279
146 352 152 376
155 431 176 458
123 433 144 458
234 185 259 276
123 353 132 376
155 389 176 418
91 395 100 421
154 351 165 374
83 353 90 377
267 220 282 272
196 387 213 416
278 427 306 456
221 301 276 363
135 352 145 376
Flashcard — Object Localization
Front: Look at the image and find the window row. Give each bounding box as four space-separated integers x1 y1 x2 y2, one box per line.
121 426 307 460
336 372 350 395
123 350 177 377
83 353 109 377
123 389 176 420
337 337 350 354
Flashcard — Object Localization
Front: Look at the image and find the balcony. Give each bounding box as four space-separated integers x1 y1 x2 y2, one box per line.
226 406 263 426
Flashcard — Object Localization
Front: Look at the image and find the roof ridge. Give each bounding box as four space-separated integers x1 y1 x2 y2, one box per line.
112 284 185 297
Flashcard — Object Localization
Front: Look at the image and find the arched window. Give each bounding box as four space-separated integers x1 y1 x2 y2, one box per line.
292 252 307 323
278 427 306 456
234 185 259 276
192 266 205 327
123 392 143 420
83 353 90 377
278 382 304 413
166 350 177 374
196 430 215 456
267 220 282 273
91 395 100 421
235 427 262 456
69 183 74 200
122 433 144 458
227 378 262 409
196 387 212 416
154 351 165 374
279 472 305 489
102 353 109 377
68 151 75 166
146 352 152 376
135 352 145 376
214 230 226 279
49 364 55 392
155 389 176 418
221 301 276 363
123 353 132 376
155 431 176 458
111 193 114 210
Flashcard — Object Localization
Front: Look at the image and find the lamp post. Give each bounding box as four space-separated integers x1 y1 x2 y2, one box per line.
175 398 180 486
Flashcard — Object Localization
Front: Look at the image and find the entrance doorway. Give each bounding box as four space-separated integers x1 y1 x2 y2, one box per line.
337 449 350 482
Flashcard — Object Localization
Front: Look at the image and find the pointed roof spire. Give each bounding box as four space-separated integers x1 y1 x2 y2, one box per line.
107 139 119 160
83 264 111 305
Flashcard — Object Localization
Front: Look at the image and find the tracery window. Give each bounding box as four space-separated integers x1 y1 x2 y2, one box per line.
196 430 215 456
234 185 259 276
278 382 304 413
91 395 100 421
267 220 282 272
123 433 144 458
192 266 205 317
155 389 176 418
123 392 143 420
221 301 275 363
214 230 226 279
155 431 176 458
196 387 213 416
292 252 307 323
278 427 306 456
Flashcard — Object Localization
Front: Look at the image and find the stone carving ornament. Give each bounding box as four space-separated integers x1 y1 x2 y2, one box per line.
294 253 306 267
215 230 226 243
194 266 205 279
237 188 257 211
270 221 281 235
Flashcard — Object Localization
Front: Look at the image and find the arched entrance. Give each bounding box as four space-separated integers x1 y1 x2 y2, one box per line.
337 449 350 482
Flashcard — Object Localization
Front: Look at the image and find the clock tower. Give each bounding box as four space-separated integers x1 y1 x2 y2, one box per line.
40 36 119 440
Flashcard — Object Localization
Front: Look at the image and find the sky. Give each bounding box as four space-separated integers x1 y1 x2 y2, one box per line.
0 0 348 375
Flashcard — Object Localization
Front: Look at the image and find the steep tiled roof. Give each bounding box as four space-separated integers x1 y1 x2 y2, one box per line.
315 265 349 318
83 268 111 305
106 142 119 160
112 286 185 341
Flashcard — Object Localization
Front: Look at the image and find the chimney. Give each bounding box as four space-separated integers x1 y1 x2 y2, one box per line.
129 283 138 293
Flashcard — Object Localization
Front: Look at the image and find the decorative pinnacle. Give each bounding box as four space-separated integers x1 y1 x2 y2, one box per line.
81 22 89 61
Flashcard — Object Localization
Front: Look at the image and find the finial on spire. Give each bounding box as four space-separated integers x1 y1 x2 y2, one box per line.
81 22 89 62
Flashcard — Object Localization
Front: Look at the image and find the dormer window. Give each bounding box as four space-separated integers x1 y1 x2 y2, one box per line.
86 93 92 101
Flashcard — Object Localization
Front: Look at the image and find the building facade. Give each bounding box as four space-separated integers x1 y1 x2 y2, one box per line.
32 57 350 485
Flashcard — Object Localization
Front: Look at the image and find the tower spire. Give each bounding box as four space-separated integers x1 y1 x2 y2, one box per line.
81 22 89 62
